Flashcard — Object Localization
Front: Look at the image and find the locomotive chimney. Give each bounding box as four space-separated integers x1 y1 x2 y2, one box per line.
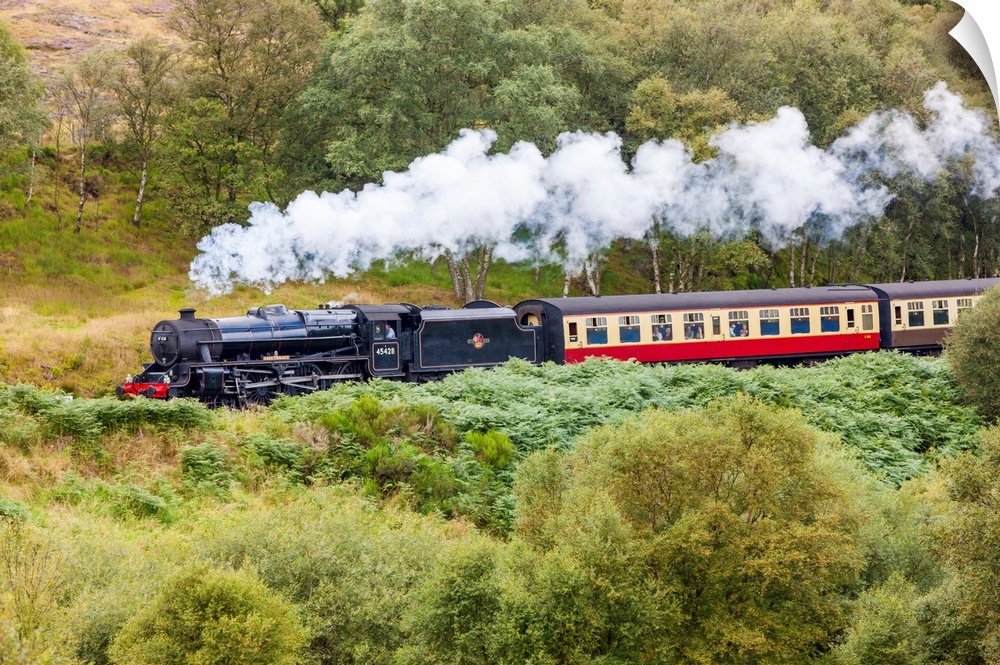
179 308 196 321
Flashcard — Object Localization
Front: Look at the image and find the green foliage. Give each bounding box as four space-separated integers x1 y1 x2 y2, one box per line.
935 425 1000 661
515 396 868 662
180 443 233 497
0 605 65 665
945 285 1000 422
108 565 308 665
108 483 177 523
835 573 927 665
464 430 514 469
0 19 47 151
164 0 325 210
0 385 213 444
191 490 448 665
0 499 28 523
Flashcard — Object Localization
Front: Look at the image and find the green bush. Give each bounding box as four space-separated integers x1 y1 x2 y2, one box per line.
465 430 515 469
108 484 176 523
945 285 1000 422
108 565 307 665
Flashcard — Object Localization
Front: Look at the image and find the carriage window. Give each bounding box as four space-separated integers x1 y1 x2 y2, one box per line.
618 315 640 343
932 300 949 325
820 306 840 333
957 298 973 317
585 317 608 345
894 305 903 326
791 308 810 334
861 304 874 331
907 301 925 327
568 321 578 343
759 309 780 336
683 312 704 340
650 314 673 342
728 310 750 337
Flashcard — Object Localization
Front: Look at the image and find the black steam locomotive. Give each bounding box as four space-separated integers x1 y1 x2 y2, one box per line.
119 300 542 406
120 277 1000 406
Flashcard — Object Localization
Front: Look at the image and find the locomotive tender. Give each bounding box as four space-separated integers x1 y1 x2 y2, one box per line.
119 278 1000 406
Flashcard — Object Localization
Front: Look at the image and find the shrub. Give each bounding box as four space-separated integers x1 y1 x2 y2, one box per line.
945 285 1000 422
108 565 307 665
180 443 233 497
465 430 515 469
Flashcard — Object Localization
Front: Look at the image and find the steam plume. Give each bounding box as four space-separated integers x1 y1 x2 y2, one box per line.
190 82 998 295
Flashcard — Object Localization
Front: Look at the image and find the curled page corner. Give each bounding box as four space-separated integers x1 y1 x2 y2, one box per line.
949 1 998 119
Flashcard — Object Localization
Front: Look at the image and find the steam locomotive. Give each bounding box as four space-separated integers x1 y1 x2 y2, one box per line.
119 278 999 406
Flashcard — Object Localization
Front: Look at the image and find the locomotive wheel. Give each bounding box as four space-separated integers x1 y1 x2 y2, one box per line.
336 362 361 379
282 363 331 396
237 368 280 407
242 385 276 406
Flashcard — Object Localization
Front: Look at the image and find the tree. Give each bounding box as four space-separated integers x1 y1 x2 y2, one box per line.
0 20 47 153
934 426 1000 661
515 396 868 663
625 77 742 159
53 50 118 234
108 565 307 665
111 37 177 228
944 284 1000 422
834 574 928 665
166 0 324 227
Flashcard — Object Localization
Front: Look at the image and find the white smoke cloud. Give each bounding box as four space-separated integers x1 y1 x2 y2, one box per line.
831 82 1000 196
190 82 999 295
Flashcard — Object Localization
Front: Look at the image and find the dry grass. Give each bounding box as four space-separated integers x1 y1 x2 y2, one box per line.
2 0 179 75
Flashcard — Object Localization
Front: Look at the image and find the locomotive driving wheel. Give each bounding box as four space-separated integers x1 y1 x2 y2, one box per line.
236 367 280 407
281 363 331 396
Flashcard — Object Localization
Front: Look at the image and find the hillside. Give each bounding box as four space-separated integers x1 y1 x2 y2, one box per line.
0 0 176 75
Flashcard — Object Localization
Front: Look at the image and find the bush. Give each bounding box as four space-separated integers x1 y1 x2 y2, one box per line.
945 285 1000 422
108 565 307 665
465 430 515 469
180 444 233 497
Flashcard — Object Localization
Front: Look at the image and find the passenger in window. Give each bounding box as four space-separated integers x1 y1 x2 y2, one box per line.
729 323 738 337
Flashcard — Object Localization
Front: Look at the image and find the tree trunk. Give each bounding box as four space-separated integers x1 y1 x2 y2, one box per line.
562 271 572 297
584 257 601 296
788 241 796 288
25 136 40 208
132 159 149 228
445 253 466 301
800 229 809 286
74 148 87 234
650 236 662 294
445 246 493 303
471 245 492 301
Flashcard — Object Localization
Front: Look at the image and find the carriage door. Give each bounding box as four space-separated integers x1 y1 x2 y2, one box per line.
846 307 856 332
711 315 724 340
370 321 400 374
